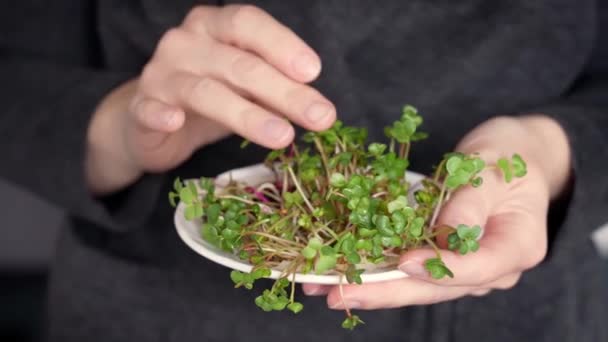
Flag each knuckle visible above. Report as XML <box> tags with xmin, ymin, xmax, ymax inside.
<box><xmin>231</xmin><ymin>53</ymin><xmax>264</xmax><ymax>80</ymax></box>
<box><xmin>181</xmin><ymin>76</ymin><xmax>217</xmax><ymax>104</ymax></box>
<box><xmin>495</xmin><ymin>274</ymin><xmax>521</xmax><ymax>290</ymax></box>
<box><xmin>158</xmin><ymin>28</ymin><xmax>188</xmax><ymax>51</ymax></box>
<box><xmin>524</xmin><ymin>245</ymin><xmax>547</xmax><ymax>269</ymax></box>
<box><xmin>522</xmin><ymin>235</ymin><xmax>547</xmax><ymax>270</ymax></box>
<box><xmin>225</xmin><ymin>4</ymin><xmax>262</xmax><ymax>36</ymax></box>
<box><xmin>140</xmin><ymin>62</ymin><xmax>160</xmax><ymax>86</ymax></box>
<box><xmin>183</xmin><ymin>5</ymin><xmax>206</xmax><ymax>25</ymax></box>
<box><xmin>284</xmin><ymin>86</ymin><xmax>321</xmax><ymax>112</ymax></box>
<box><xmin>231</xmin><ymin>4</ymin><xmax>263</xmax><ymax>24</ymax></box>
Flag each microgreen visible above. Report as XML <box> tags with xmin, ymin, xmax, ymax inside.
<box><xmin>170</xmin><ymin>105</ymin><xmax>527</xmax><ymax>330</ymax></box>
<box><xmin>447</xmin><ymin>224</ymin><xmax>482</xmax><ymax>255</ymax></box>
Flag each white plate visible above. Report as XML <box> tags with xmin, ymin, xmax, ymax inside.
<box><xmin>175</xmin><ymin>163</ymin><xmax>425</xmax><ymax>284</ymax></box>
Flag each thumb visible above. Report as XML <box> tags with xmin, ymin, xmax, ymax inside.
<box><xmin>432</xmin><ymin>146</ymin><xmax>510</xmax><ymax>248</ymax></box>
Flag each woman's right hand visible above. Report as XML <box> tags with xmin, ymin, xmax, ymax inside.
<box><xmin>86</xmin><ymin>5</ymin><xmax>336</xmax><ymax>195</ymax></box>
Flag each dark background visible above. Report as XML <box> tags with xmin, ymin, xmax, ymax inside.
<box><xmin>0</xmin><ymin>180</ymin><xmax>62</xmax><ymax>342</ymax></box>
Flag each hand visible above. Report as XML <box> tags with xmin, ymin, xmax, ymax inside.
<box><xmin>86</xmin><ymin>5</ymin><xmax>335</xmax><ymax>194</ymax></box>
<box><xmin>302</xmin><ymin>115</ymin><xmax>571</xmax><ymax>310</ymax></box>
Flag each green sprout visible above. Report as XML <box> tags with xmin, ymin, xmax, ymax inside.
<box><xmin>169</xmin><ymin>105</ymin><xmax>527</xmax><ymax>330</ymax></box>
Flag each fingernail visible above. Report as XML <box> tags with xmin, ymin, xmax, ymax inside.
<box><xmin>399</xmin><ymin>260</ymin><xmax>428</xmax><ymax>278</ymax></box>
<box><xmin>304</xmin><ymin>102</ymin><xmax>332</xmax><ymax>124</ymax></box>
<box><xmin>292</xmin><ymin>53</ymin><xmax>321</xmax><ymax>79</ymax></box>
<box><xmin>330</xmin><ymin>300</ymin><xmax>362</xmax><ymax>310</ymax></box>
<box><xmin>263</xmin><ymin>118</ymin><xmax>291</xmax><ymax>141</ymax></box>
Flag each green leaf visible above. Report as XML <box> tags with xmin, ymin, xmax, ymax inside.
<box><xmin>335</xmin><ymin>152</ymin><xmax>353</xmax><ymax>166</ymax></box>
<box><xmin>371</xmin><ymin>244</ymin><xmax>384</xmax><ymax>258</ymax></box>
<box><xmin>230</xmin><ymin>270</ymin><xmax>243</xmax><ymax>284</ymax></box>
<box><xmin>283</xmin><ymin>191</ymin><xmax>303</xmax><ymax>208</ymax></box>
<box><xmin>355</xmin><ymin>239</ymin><xmax>373</xmax><ymax>251</ymax></box>
<box><xmin>467</xmin><ymin>239</ymin><xmax>480</xmax><ymax>252</ymax></box>
<box><xmin>265</xmin><ymin>148</ymin><xmax>285</xmax><ymax>163</ymax></box>
<box><xmin>308</xmin><ymin>237</ymin><xmax>323</xmax><ymax>250</ymax></box>
<box><xmin>409</xmin><ymin>217</ymin><xmax>425</xmax><ymax>237</ymax></box>
<box><xmin>301</xmin><ymin>246</ymin><xmax>317</xmax><ymax>260</ymax></box>
<box><xmin>446</xmin><ymin>155</ymin><xmax>463</xmax><ymax>175</ymax></box>
<box><xmin>342</xmin><ymin>315</ymin><xmax>365</xmax><ymax>330</ymax></box>
<box><xmin>375</xmin><ymin>215</ymin><xmax>394</xmax><ymax>236</ymax></box>
<box><xmin>179</xmin><ymin>187</ymin><xmax>194</xmax><ymax>205</ymax></box>
<box><xmin>240</xmin><ymin>139</ymin><xmax>250</xmax><ymax>149</ymax></box>
<box><xmin>341</xmin><ymin>235</ymin><xmax>356</xmax><ymax>253</ymax></box>
<box><xmin>315</xmin><ymin>254</ymin><xmax>337</xmax><ymax>274</ymax></box>
<box><xmin>287</xmin><ymin>302</ymin><xmax>304</xmax><ymax>314</ymax></box>
<box><xmin>470</xmin><ymin>225</ymin><xmax>482</xmax><ymax>239</ymax></box>
<box><xmin>312</xmin><ymin>207</ymin><xmax>325</xmax><ymax>218</ymax></box>
<box><xmin>456</xmin><ymin>224</ymin><xmax>481</xmax><ymax>240</ymax></box>
<box><xmin>221</xmin><ymin>228</ymin><xmax>239</xmax><ymax>240</ymax></box>
<box><xmin>205</xmin><ymin>204</ymin><xmax>221</xmax><ymax>225</ymax></box>
<box><xmin>168</xmin><ymin>192</ymin><xmax>179</xmax><ymax>207</ymax></box>
<box><xmin>201</xmin><ymin>223</ymin><xmax>220</xmax><ymax>246</ymax></box>
<box><xmin>391</xmin><ymin>211</ymin><xmax>407</xmax><ymax>234</ymax></box>
<box><xmin>511</xmin><ymin>154</ymin><xmax>527</xmax><ymax>177</ymax></box>
<box><xmin>402</xmin><ymin>104</ymin><xmax>419</xmax><ymax>117</ymax></box>
<box><xmin>368</xmin><ymin>142</ymin><xmax>387</xmax><ymax>156</ymax></box>
<box><xmin>184</xmin><ymin>205</ymin><xmax>196</xmax><ymax>220</ymax></box>
<box><xmin>271</xmin><ymin>298</ymin><xmax>288</xmax><ymax>311</ymax></box>
<box><xmin>187</xmin><ymin>180</ymin><xmax>198</xmax><ymax>198</ymax></box>
<box><xmin>250</xmin><ymin>255</ymin><xmax>265</xmax><ymax>265</ymax></box>
<box><xmin>460</xmin><ymin>159</ymin><xmax>476</xmax><ymax>173</ymax></box>
<box><xmin>330</xmin><ymin>172</ymin><xmax>347</xmax><ymax>188</ymax></box>
<box><xmin>297</xmin><ymin>214</ymin><xmax>312</xmax><ymax>228</ymax></box>
<box><xmin>497</xmin><ymin>157</ymin><xmax>513</xmax><ymax>183</ymax></box>
<box><xmin>424</xmin><ymin>258</ymin><xmax>454</xmax><ymax>279</ymax></box>
<box><xmin>358</xmin><ymin>228</ymin><xmax>376</xmax><ymax>238</ymax></box>
<box><xmin>387</xmin><ymin>195</ymin><xmax>408</xmax><ymax>213</ymax></box>
<box><xmin>199</xmin><ymin>177</ymin><xmax>214</xmax><ymax>193</ymax></box>
<box><xmin>389</xmin><ymin>236</ymin><xmax>403</xmax><ymax>247</ymax></box>
<box><xmin>320</xmin><ymin>245</ymin><xmax>336</xmax><ymax>256</ymax></box>
<box><xmin>411</xmin><ymin>131</ymin><xmax>428</xmax><ymax>141</ymax></box>
<box><xmin>173</xmin><ymin>177</ymin><xmax>183</xmax><ymax>192</ymax></box>
<box><xmin>472</xmin><ymin>158</ymin><xmax>486</xmax><ymax>172</ymax></box>
<box><xmin>471</xmin><ymin>177</ymin><xmax>483</xmax><ymax>187</ymax></box>
<box><xmin>252</xmin><ymin>267</ymin><xmax>271</xmax><ymax>279</ymax></box>
<box><xmin>458</xmin><ymin>243</ymin><xmax>469</xmax><ymax>255</ymax></box>
<box><xmin>346</xmin><ymin>252</ymin><xmax>361</xmax><ymax>264</ymax></box>
<box><xmin>447</xmin><ymin>232</ymin><xmax>460</xmax><ymax>251</ymax></box>
<box><xmin>346</xmin><ymin>265</ymin><xmax>364</xmax><ymax>284</ymax></box>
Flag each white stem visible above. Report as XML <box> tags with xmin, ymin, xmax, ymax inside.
<box><xmin>287</xmin><ymin>166</ymin><xmax>315</xmax><ymax>213</ymax></box>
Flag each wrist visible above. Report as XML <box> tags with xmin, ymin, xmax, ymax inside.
<box><xmin>86</xmin><ymin>79</ymin><xmax>143</xmax><ymax>195</ymax></box>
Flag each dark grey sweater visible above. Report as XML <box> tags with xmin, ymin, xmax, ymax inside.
<box><xmin>1</xmin><ymin>1</ymin><xmax>607</xmax><ymax>341</ymax></box>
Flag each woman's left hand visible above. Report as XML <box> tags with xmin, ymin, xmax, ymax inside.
<box><xmin>302</xmin><ymin>115</ymin><xmax>572</xmax><ymax>310</ymax></box>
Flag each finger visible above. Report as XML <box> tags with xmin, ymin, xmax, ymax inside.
<box><xmin>184</xmin><ymin>5</ymin><xmax>321</xmax><ymax>82</ymax></box>
<box><xmin>326</xmin><ymin>277</ymin><xmax>474</xmax><ymax>310</ymax></box>
<box><xmin>204</xmin><ymin>43</ymin><xmax>335</xmax><ymax>131</ymax></box>
<box><xmin>302</xmin><ymin>284</ymin><xmax>331</xmax><ymax>296</ymax></box>
<box><xmin>167</xmin><ymin>72</ymin><xmax>295</xmax><ymax>149</ymax></box>
<box><xmin>399</xmin><ymin>209</ymin><xmax>546</xmax><ymax>286</ymax></box>
<box><xmin>130</xmin><ymin>96</ymin><xmax>185</xmax><ymax>133</ymax></box>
